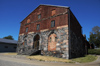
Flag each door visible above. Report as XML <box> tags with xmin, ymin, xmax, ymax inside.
<box><xmin>33</xmin><ymin>34</ymin><xmax>40</xmax><ymax>49</ymax></box>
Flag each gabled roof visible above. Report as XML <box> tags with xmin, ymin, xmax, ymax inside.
<box><xmin>0</xmin><ymin>38</ymin><xmax>18</xmax><ymax>44</ymax></box>
<box><xmin>20</xmin><ymin>4</ymin><xmax>70</xmax><ymax>23</ymax></box>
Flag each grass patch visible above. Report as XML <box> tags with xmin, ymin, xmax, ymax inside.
<box><xmin>88</xmin><ymin>49</ymin><xmax>100</xmax><ymax>55</ymax></box>
<box><xmin>27</xmin><ymin>55</ymin><xmax>72</xmax><ymax>63</ymax></box>
<box><xmin>3</xmin><ymin>53</ymin><xmax>17</xmax><ymax>55</ymax></box>
<box><xmin>71</xmin><ymin>55</ymin><xmax>98</xmax><ymax>63</ymax></box>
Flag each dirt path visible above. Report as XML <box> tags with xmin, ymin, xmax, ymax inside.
<box><xmin>0</xmin><ymin>53</ymin><xmax>100</xmax><ymax>66</ymax></box>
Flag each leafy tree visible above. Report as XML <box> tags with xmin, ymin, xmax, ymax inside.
<box><xmin>3</xmin><ymin>35</ymin><xmax>14</xmax><ymax>40</ymax></box>
<box><xmin>88</xmin><ymin>26</ymin><xmax>100</xmax><ymax>48</ymax></box>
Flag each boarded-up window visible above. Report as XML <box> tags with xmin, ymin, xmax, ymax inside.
<box><xmin>48</xmin><ymin>33</ymin><xmax>57</xmax><ymax>51</ymax></box>
<box><xmin>27</xmin><ymin>19</ymin><xmax>30</xmax><ymax>23</ymax></box>
<box><xmin>23</xmin><ymin>42</ymin><xmax>24</xmax><ymax>45</ymax></box>
<box><xmin>52</xmin><ymin>9</ymin><xmax>56</xmax><ymax>16</ymax></box>
<box><xmin>36</xmin><ymin>24</ymin><xmax>40</xmax><ymax>30</ymax></box>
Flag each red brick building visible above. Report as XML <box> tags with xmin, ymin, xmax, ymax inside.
<box><xmin>17</xmin><ymin>4</ymin><xmax>86</xmax><ymax>59</ymax></box>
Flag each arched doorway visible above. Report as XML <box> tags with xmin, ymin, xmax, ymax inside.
<box><xmin>48</xmin><ymin>33</ymin><xmax>57</xmax><ymax>51</ymax></box>
<box><xmin>33</xmin><ymin>34</ymin><xmax>40</xmax><ymax>49</ymax></box>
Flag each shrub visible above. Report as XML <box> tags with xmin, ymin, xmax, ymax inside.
<box><xmin>88</xmin><ymin>49</ymin><xmax>100</xmax><ymax>55</ymax></box>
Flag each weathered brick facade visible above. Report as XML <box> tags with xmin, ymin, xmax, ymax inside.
<box><xmin>17</xmin><ymin>5</ymin><xmax>86</xmax><ymax>59</ymax></box>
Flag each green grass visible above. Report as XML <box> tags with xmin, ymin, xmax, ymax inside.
<box><xmin>88</xmin><ymin>49</ymin><xmax>100</xmax><ymax>55</ymax></box>
<box><xmin>71</xmin><ymin>55</ymin><xmax>98</xmax><ymax>63</ymax></box>
<box><xmin>27</xmin><ymin>55</ymin><xmax>97</xmax><ymax>63</ymax></box>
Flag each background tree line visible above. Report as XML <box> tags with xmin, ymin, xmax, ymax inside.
<box><xmin>88</xmin><ymin>26</ymin><xmax>100</xmax><ymax>48</ymax></box>
<box><xmin>3</xmin><ymin>35</ymin><xmax>14</xmax><ymax>40</ymax></box>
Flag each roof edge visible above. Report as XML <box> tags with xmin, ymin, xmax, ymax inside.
<box><xmin>20</xmin><ymin>4</ymin><xmax>70</xmax><ymax>23</ymax></box>
<box><xmin>40</xmin><ymin>4</ymin><xmax>70</xmax><ymax>8</ymax></box>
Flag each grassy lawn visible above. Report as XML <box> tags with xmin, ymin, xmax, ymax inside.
<box><xmin>27</xmin><ymin>55</ymin><xmax>72</xmax><ymax>63</ymax></box>
<box><xmin>27</xmin><ymin>55</ymin><xmax>97</xmax><ymax>63</ymax></box>
<box><xmin>71</xmin><ymin>55</ymin><xmax>98</xmax><ymax>63</ymax></box>
<box><xmin>88</xmin><ymin>49</ymin><xmax>100</xmax><ymax>55</ymax></box>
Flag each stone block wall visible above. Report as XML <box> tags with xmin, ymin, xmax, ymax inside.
<box><xmin>17</xmin><ymin>26</ymin><xmax>69</xmax><ymax>59</ymax></box>
<box><xmin>41</xmin><ymin>26</ymin><xmax>69</xmax><ymax>59</ymax></box>
<box><xmin>69</xmin><ymin>30</ymin><xmax>85</xmax><ymax>58</ymax></box>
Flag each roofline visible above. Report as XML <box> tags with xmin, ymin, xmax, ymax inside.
<box><xmin>69</xmin><ymin>9</ymin><xmax>82</xmax><ymax>28</ymax></box>
<box><xmin>20</xmin><ymin>5</ymin><xmax>41</xmax><ymax>23</ymax></box>
<box><xmin>40</xmin><ymin>4</ymin><xmax>70</xmax><ymax>8</ymax></box>
<box><xmin>20</xmin><ymin>4</ymin><xmax>70</xmax><ymax>23</ymax></box>
<box><xmin>0</xmin><ymin>38</ymin><xmax>18</xmax><ymax>44</ymax></box>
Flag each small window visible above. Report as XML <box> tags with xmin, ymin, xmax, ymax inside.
<box><xmin>50</xmin><ymin>37</ymin><xmax>51</xmax><ymax>42</ymax></box>
<box><xmin>52</xmin><ymin>9</ymin><xmax>56</xmax><ymax>16</ymax></box>
<box><xmin>14</xmin><ymin>47</ymin><xmax>16</xmax><ymax>49</ymax></box>
<box><xmin>5</xmin><ymin>46</ymin><xmax>8</xmax><ymax>48</ymax></box>
<box><xmin>36</xmin><ymin>24</ymin><xmax>40</xmax><ymax>30</ymax></box>
<box><xmin>24</xmin><ymin>40</ymin><xmax>27</xmax><ymax>46</ymax></box>
<box><xmin>55</xmin><ymin>37</ymin><xmax>57</xmax><ymax>42</ymax></box>
<box><xmin>25</xmin><ymin>27</ymin><xmax>28</xmax><ymax>32</ymax></box>
<box><xmin>51</xmin><ymin>20</ymin><xmax>55</xmax><ymax>27</ymax></box>
<box><xmin>38</xmin><ymin>14</ymin><xmax>41</xmax><ymax>19</ymax></box>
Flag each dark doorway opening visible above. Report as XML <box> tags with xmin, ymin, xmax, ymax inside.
<box><xmin>33</xmin><ymin>34</ymin><xmax>40</xmax><ymax>50</ymax></box>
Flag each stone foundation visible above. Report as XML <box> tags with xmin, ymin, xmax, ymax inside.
<box><xmin>17</xmin><ymin>26</ymin><xmax>69</xmax><ymax>59</ymax></box>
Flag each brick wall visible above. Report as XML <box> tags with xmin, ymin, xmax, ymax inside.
<box><xmin>19</xmin><ymin>5</ymin><xmax>68</xmax><ymax>34</ymax></box>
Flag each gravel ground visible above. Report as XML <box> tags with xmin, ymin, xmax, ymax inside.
<box><xmin>0</xmin><ymin>53</ymin><xmax>100</xmax><ymax>66</ymax></box>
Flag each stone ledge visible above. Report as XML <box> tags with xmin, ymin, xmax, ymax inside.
<box><xmin>57</xmin><ymin>25</ymin><xmax>68</xmax><ymax>29</ymax></box>
<box><xmin>28</xmin><ymin>32</ymin><xmax>34</xmax><ymax>34</ymax></box>
<box><xmin>19</xmin><ymin>33</ymin><xmax>24</xmax><ymax>36</ymax></box>
<box><xmin>40</xmin><ymin>29</ymin><xmax>49</xmax><ymax>32</ymax></box>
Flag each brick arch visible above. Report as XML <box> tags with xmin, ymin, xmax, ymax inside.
<box><xmin>47</xmin><ymin>30</ymin><xmax>59</xmax><ymax>38</ymax></box>
<box><xmin>46</xmin><ymin>30</ymin><xmax>59</xmax><ymax>51</ymax></box>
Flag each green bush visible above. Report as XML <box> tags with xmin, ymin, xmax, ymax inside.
<box><xmin>88</xmin><ymin>49</ymin><xmax>100</xmax><ymax>55</ymax></box>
